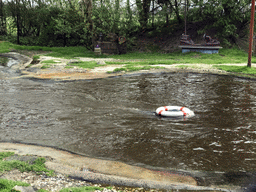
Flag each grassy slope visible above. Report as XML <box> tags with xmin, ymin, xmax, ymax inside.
<box><xmin>0</xmin><ymin>152</ymin><xmax>114</xmax><ymax>192</ymax></box>
<box><xmin>1</xmin><ymin>41</ymin><xmax>256</xmax><ymax>75</ymax></box>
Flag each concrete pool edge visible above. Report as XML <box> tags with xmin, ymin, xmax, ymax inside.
<box><xmin>0</xmin><ymin>142</ymin><xmax>234</xmax><ymax>191</ymax></box>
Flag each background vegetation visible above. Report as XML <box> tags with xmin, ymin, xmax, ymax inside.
<box><xmin>0</xmin><ymin>0</ymin><xmax>253</xmax><ymax>50</ymax></box>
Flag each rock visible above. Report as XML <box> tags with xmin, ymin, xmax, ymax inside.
<box><xmin>0</xmin><ymin>52</ymin><xmax>33</xmax><ymax>69</ymax></box>
<box><xmin>26</xmin><ymin>68</ymin><xmax>41</xmax><ymax>73</ymax></box>
<box><xmin>96</xmin><ymin>60</ymin><xmax>106</xmax><ymax>65</ymax></box>
<box><xmin>68</xmin><ymin>59</ymin><xmax>80</xmax><ymax>64</ymax></box>
<box><xmin>12</xmin><ymin>185</ymin><xmax>36</xmax><ymax>192</ymax></box>
<box><xmin>3</xmin><ymin>154</ymin><xmax>38</xmax><ymax>165</ymax></box>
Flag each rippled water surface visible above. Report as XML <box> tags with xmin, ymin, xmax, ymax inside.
<box><xmin>1</xmin><ymin>68</ymin><xmax>256</xmax><ymax>173</ymax></box>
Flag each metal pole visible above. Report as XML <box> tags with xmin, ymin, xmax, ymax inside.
<box><xmin>248</xmin><ymin>0</ymin><xmax>255</xmax><ymax>67</ymax></box>
<box><xmin>184</xmin><ymin>0</ymin><xmax>186</xmax><ymax>35</ymax></box>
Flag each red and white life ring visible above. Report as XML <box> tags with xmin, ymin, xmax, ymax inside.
<box><xmin>118</xmin><ymin>36</ymin><xmax>126</xmax><ymax>44</ymax></box>
<box><xmin>156</xmin><ymin>106</ymin><xmax>194</xmax><ymax>117</ymax></box>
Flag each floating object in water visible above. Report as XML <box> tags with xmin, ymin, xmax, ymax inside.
<box><xmin>156</xmin><ymin>106</ymin><xmax>194</xmax><ymax>118</ymax></box>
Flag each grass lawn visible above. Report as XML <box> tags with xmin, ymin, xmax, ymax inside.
<box><xmin>0</xmin><ymin>152</ymin><xmax>54</xmax><ymax>176</ymax></box>
<box><xmin>213</xmin><ymin>65</ymin><xmax>256</xmax><ymax>75</ymax></box>
<box><xmin>1</xmin><ymin>41</ymin><xmax>256</xmax><ymax>75</ymax></box>
<box><xmin>0</xmin><ymin>152</ymin><xmax>115</xmax><ymax>192</ymax></box>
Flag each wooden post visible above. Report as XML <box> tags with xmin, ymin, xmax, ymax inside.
<box><xmin>152</xmin><ymin>0</ymin><xmax>154</xmax><ymax>28</ymax></box>
<box><xmin>248</xmin><ymin>0</ymin><xmax>255</xmax><ymax>67</ymax></box>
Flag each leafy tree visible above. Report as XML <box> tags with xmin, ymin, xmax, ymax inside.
<box><xmin>190</xmin><ymin>0</ymin><xmax>251</xmax><ymax>44</ymax></box>
<box><xmin>0</xmin><ymin>0</ymin><xmax>7</xmax><ymax>35</ymax></box>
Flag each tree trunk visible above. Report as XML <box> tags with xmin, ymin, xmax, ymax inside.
<box><xmin>152</xmin><ymin>0</ymin><xmax>154</xmax><ymax>27</ymax></box>
<box><xmin>136</xmin><ymin>0</ymin><xmax>150</xmax><ymax>28</ymax></box>
<box><xmin>0</xmin><ymin>0</ymin><xmax>7</xmax><ymax>35</ymax></box>
<box><xmin>114</xmin><ymin>0</ymin><xmax>120</xmax><ymax>33</ymax></box>
<box><xmin>174</xmin><ymin>0</ymin><xmax>182</xmax><ymax>24</ymax></box>
<box><xmin>15</xmin><ymin>0</ymin><xmax>20</xmax><ymax>44</ymax></box>
<box><xmin>165</xmin><ymin>2</ymin><xmax>169</xmax><ymax>25</ymax></box>
<box><xmin>127</xmin><ymin>0</ymin><xmax>132</xmax><ymax>25</ymax></box>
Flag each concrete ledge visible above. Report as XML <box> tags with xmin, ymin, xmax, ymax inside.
<box><xmin>0</xmin><ymin>142</ymin><xmax>234</xmax><ymax>191</ymax></box>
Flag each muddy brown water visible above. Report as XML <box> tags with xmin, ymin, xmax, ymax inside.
<box><xmin>1</xmin><ymin>66</ymin><xmax>256</xmax><ymax>181</ymax></box>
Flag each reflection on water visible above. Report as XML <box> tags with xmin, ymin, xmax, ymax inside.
<box><xmin>0</xmin><ymin>70</ymin><xmax>256</xmax><ymax>173</ymax></box>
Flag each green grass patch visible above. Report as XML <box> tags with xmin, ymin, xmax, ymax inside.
<box><xmin>2</xmin><ymin>41</ymin><xmax>255</xmax><ymax>65</ymax></box>
<box><xmin>0</xmin><ymin>151</ymin><xmax>54</xmax><ymax>176</ymax></box>
<box><xmin>40</xmin><ymin>60</ymin><xmax>60</xmax><ymax>69</ymax></box>
<box><xmin>33</xmin><ymin>55</ymin><xmax>40</xmax><ymax>60</ymax></box>
<box><xmin>41</xmin><ymin>64</ymin><xmax>51</xmax><ymax>69</ymax></box>
<box><xmin>0</xmin><ymin>41</ymin><xmax>52</xmax><ymax>53</ymax></box>
<box><xmin>213</xmin><ymin>65</ymin><xmax>256</xmax><ymax>74</ymax></box>
<box><xmin>0</xmin><ymin>156</ymin><xmax>54</xmax><ymax>176</ymax></box>
<box><xmin>59</xmin><ymin>186</ymin><xmax>113</xmax><ymax>192</ymax></box>
<box><xmin>109</xmin><ymin>48</ymin><xmax>256</xmax><ymax>65</ymax></box>
<box><xmin>0</xmin><ymin>41</ymin><xmax>106</xmax><ymax>59</ymax></box>
<box><xmin>0</xmin><ymin>152</ymin><xmax>55</xmax><ymax>192</ymax></box>
<box><xmin>0</xmin><ymin>152</ymin><xmax>15</xmax><ymax>160</ymax></box>
<box><xmin>0</xmin><ymin>179</ymin><xmax>30</xmax><ymax>192</ymax></box>
<box><xmin>67</xmin><ymin>61</ymin><xmax>100</xmax><ymax>69</ymax></box>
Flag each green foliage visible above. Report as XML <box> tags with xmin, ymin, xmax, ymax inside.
<box><xmin>0</xmin><ymin>179</ymin><xmax>29</xmax><ymax>192</ymax></box>
<box><xmin>52</xmin><ymin>7</ymin><xmax>87</xmax><ymax>47</ymax></box>
<box><xmin>0</xmin><ymin>152</ymin><xmax>14</xmax><ymax>161</ymax></box>
<box><xmin>33</xmin><ymin>55</ymin><xmax>40</xmax><ymax>60</ymax></box>
<box><xmin>0</xmin><ymin>0</ymin><xmax>253</xmax><ymax>49</ymax></box>
<box><xmin>190</xmin><ymin>0</ymin><xmax>250</xmax><ymax>44</ymax></box>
